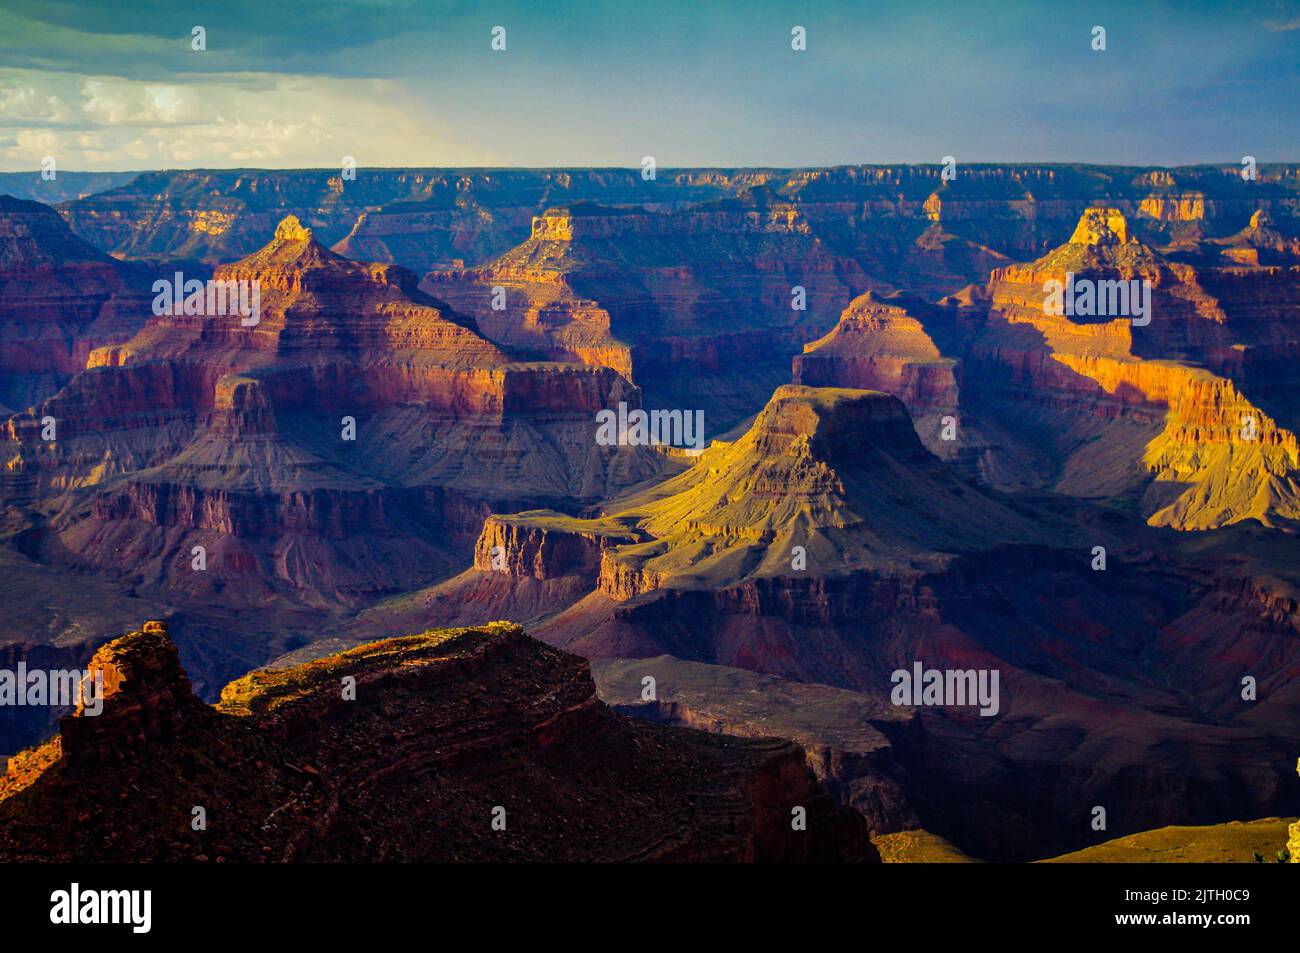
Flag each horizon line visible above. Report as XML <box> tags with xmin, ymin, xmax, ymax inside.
<box><xmin>3</xmin><ymin>161</ymin><xmax>1299</xmax><ymax>176</ymax></box>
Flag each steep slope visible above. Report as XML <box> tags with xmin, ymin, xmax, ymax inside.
<box><xmin>964</xmin><ymin>208</ymin><xmax>1300</xmax><ymax>528</ymax></box>
<box><xmin>362</xmin><ymin>384</ymin><xmax>1049</xmax><ymax>674</ymax></box>
<box><xmin>0</xmin><ymin>196</ymin><xmax>149</xmax><ymax>413</ymax></box>
<box><xmin>365</xmin><ymin>383</ymin><xmax>1300</xmax><ymax>861</ymax></box>
<box><xmin>1</xmin><ymin>216</ymin><xmax>665</xmax><ymax>609</ymax></box>
<box><xmin>591</xmin><ymin>654</ymin><xmax>918</xmax><ymax>835</ymax></box>
<box><xmin>0</xmin><ymin>621</ymin><xmax>873</xmax><ymax>863</ymax></box>
<box><xmin>423</xmin><ymin>195</ymin><xmax>878</xmax><ymax>430</ymax></box>
<box><xmin>791</xmin><ymin>289</ymin><xmax>1038</xmax><ymax>484</ymax></box>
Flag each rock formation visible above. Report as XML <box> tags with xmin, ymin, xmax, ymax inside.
<box><xmin>376</xmin><ymin>381</ymin><xmax>1300</xmax><ymax>860</ymax></box>
<box><xmin>0</xmin><ymin>216</ymin><xmax>665</xmax><ymax>616</ymax></box>
<box><xmin>0</xmin><ymin>620</ymin><xmax>873</xmax><ymax>863</ymax></box>
<box><xmin>963</xmin><ymin>207</ymin><xmax>1300</xmax><ymax>528</ymax></box>
<box><xmin>0</xmin><ymin>196</ymin><xmax>149</xmax><ymax>413</ymax></box>
<box><xmin>792</xmin><ymin>291</ymin><xmax>982</xmax><ymax>462</ymax></box>
<box><xmin>381</xmin><ymin>383</ymin><xmax>1047</xmax><ymax>658</ymax></box>
<box><xmin>423</xmin><ymin>195</ymin><xmax>878</xmax><ymax>430</ymax></box>
<box><xmin>5</xmin><ymin>164</ymin><xmax>1300</xmax><ymax>864</ymax></box>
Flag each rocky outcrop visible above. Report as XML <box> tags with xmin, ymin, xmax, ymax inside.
<box><xmin>795</xmin><ymin>293</ymin><xmax>960</xmax><ymax>408</ymax></box>
<box><xmin>1</xmin><ymin>216</ymin><xmax>667</xmax><ymax>611</ymax></box>
<box><xmin>423</xmin><ymin>196</ymin><xmax>877</xmax><ymax>431</ymax></box>
<box><xmin>472</xmin><ymin>513</ymin><xmax>640</xmax><ymax>579</ymax></box>
<box><xmin>1138</xmin><ymin>192</ymin><xmax>1206</xmax><ymax>224</ymax></box>
<box><xmin>1070</xmin><ymin>207</ymin><xmax>1136</xmax><ymax>245</ymax></box>
<box><xmin>0</xmin><ymin>196</ymin><xmax>149</xmax><ymax>412</ymax></box>
<box><xmin>963</xmin><ymin>208</ymin><xmax>1300</xmax><ymax>528</ymax></box>
<box><xmin>57</xmin><ymin>620</ymin><xmax>200</xmax><ymax>767</ymax></box>
<box><xmin>793</xmin><ymin>291</ymin><xmax>965</xmax><ymax>455</ymax></box>
<box><xmin>0</xmin><ymin>621</ymin><xmax>873</xmax><ymax>862</ymax></box>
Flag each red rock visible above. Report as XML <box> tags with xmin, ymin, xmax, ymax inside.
<box><xmin>1</xmin><ymin>216</ymin><xmax>667</xmax><ymax>612</ymax></box>
<box><xmin>0</xmin><ymin>621</ymin><xmax>873</xmax><ymax>863</ymax></box>
<box><xmin>0</xmin><ymin>196</ymin><xmax>148</xmax><ymax>414</ymax></box>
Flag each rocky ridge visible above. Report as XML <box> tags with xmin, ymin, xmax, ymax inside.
<box><xmin>0</xmin><ymin>620</ymin><xmax>873</xmax><ymax>862</ymax></box>
<box><xmin>0</xmin><ymin>196</ymin><xmax>149</xmax><ymax>413</ymax></box>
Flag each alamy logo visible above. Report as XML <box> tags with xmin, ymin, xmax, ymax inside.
<box><xmin>891</xmin><ymin>662</ymin><xmax>1000</xmax><ymax>716</ymax></box>
<box><xmin>595</xmin><ymin>402</ymin><xmax>705</xmax><ymax>455</ymax></box>
<box><xmin>1043</xmin><ymin>272</ymin><xmax>1150</xmax><ymax>326</ymax></box>
<box><xmin>152</xmin><ymin>272</ymin><xmax>262</xmax><ymax>326</ymax></box>
<box><xmin>0</xmin><ymin>666</ymin><xmax>103</xmax><ymax>716</ymax></box>
<box><xmin>50</xmin><ymin>883</ymin><xmax>151</xmax><ymax>933</ymax></box>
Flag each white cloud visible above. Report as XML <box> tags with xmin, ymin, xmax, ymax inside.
<box><xmin>0</xmin><ymin>68</ymin><xmax>492</xmax><ymax>170</ymax></box>
<box><xmin>0</xmin><ymin>82</ymin><xmax>76</xmax><ymax>123</ymax></box>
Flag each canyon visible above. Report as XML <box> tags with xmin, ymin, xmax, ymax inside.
<box><xmin>2</xmin><ymin>163</ymin><xmax>1300</xmax><ymax>862</ymax></box>
<box><xmin>377</xmin><ymin>382</ymin><xmax>1300</xmax><ymax>859</ymax></box>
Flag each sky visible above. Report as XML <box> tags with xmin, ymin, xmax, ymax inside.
<box><xmin>0</xmin><ymin>0</ymin><xmax>1297</xmax><ymax>171</ymax></box>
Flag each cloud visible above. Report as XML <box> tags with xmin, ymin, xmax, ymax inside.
<box><xmin>0</xmin><ymin>83</ymin><xmax>77</xmax><ymax>123</ymax></box>
<box><xmin>0</xmin><ymin>1</ymin><xmax>438</xmax><ymax>82</ymax></box>
<box><xmin>80</xmin><ymin>79</ymin><xmax>207</xmax><ymax>126</ymax></box>
<box><xmin>0</xmin><ymin>68</ymin><xmax>490</xmax><ymax>170</ymax></box>
<box><xmin>0</xmin><ymin>1</ymin><xmax>1295</xmax><ymax>168</ymax></box>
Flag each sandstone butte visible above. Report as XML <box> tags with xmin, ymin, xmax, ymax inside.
<box><xmin>0</xmin><ymin>620</ymin><xmax>873</xmax><ymax>863</ymax></box>
<box><xmin>421</xmin><ymin>193</ymin><xmax>879</xmax><ymax>429</ymax></box>
<box><xmin>0</xmin><ymin>214</ymin><xmax>668</xmax><ymax>617</ymax></box>
<box><xmin>790</xmin><ymin>207</ymin><xmax>1300</xmax><ymax>530</ymax></box>
<box><xmin>356</xmin><ymin>381</ymin><xmax>1051</xmax><ymax>660</ymax></box>
<box><xmin>793</xmin><ymin>290</ymin><xmax>971</xmax><ymax>464</ymax></box>
<box><xmin>3</xmin><ymin>169</ymin><xmax>1300</xmax><ymax>863</ymax></box>
<box><xmin>363</xmin><ymin>380</ymin><xmax>1300</xmax><ymax>862</ymax></box>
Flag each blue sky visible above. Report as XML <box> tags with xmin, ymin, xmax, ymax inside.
<box><xmin>0</xmin><ymin>0</ymin><xmax>1297</xmax><ymax>170</ymax></box>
